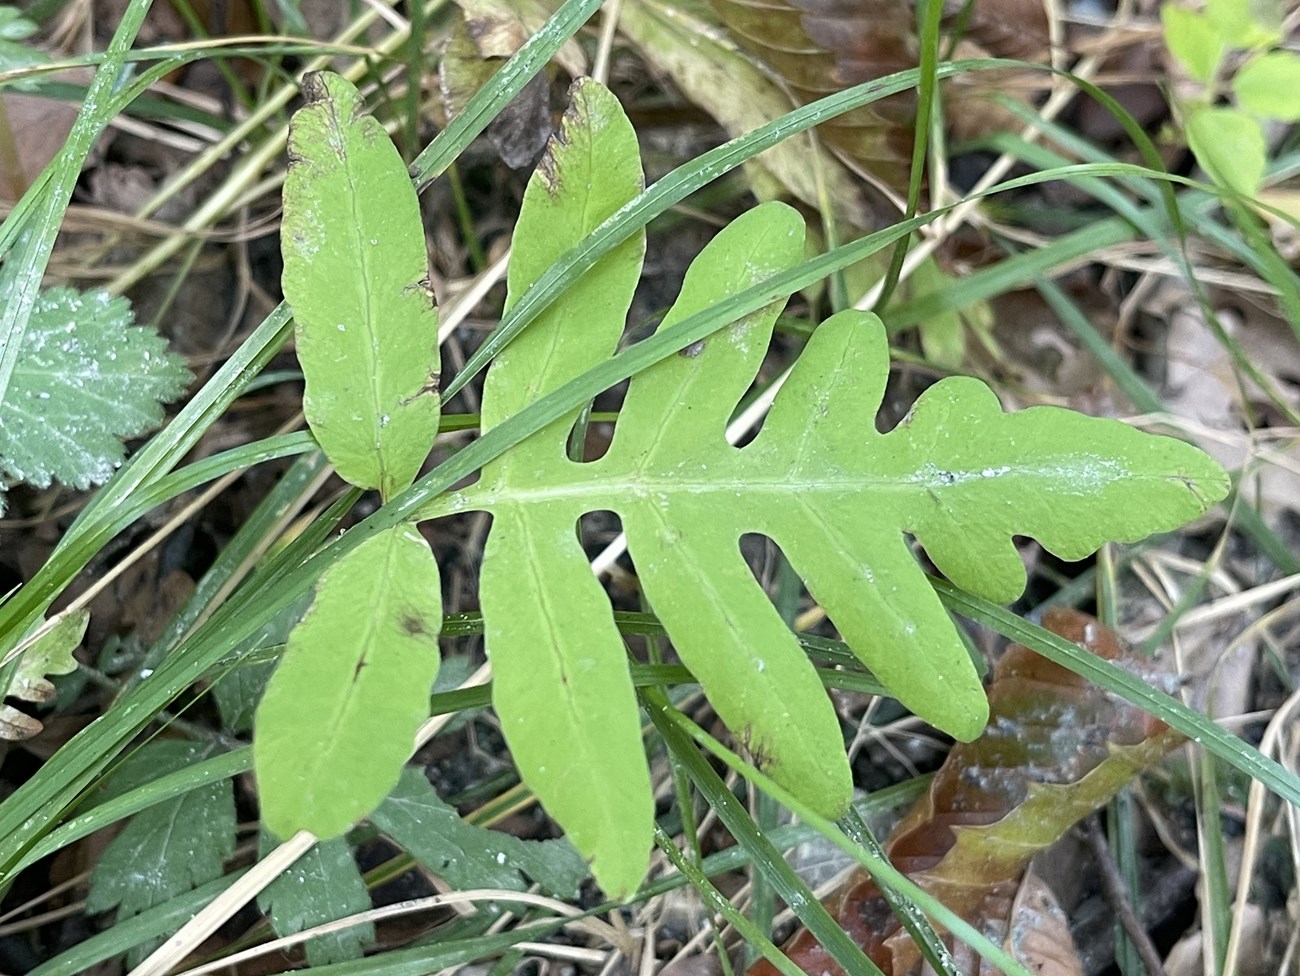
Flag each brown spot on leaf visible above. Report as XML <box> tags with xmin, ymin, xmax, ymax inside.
<box><xmin>402</xmin><ymin>277</ymin><xmax>437</xmax><ymax>307</ymax></box>
<box><xmin>535</xmin><ymin>142</ymin><xmax>561</xmax><ymax>196</ymax></box>
<box><xmin>300</xmin><ymin>71</ymin><xmax>328</xmax><ymax>105</ymax></box>
<box><xmin>401</xmin><ymin>615</ymin><xmax>427</xmax><ymax>637</ymax></box>
<box><xmin>679</xmin><ymin>340</ymin><xmax>706</xmax><ymax>359</ymax></box>
<box><xmin>401</xmin><ymin>372</ymin><xmax>441</xmax><ymax>405</ymax></box>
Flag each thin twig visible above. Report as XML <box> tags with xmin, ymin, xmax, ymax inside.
<box><xmin>1083</xmin><ymin>818</ymin><xmax>1167</xmax><ymax>976</ymax></box>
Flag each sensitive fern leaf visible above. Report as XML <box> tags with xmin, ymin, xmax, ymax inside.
<box><xmin>434</xmin><ymin>80</ymin><xmax>1228</xmax><ymax>897</ymax></box>
<box><xmin>256</xmin><ymin>70</ymin><xmax>445</xmax><ymax>845</ymax></box>
<box><xmin>0</xmin><ymin>287</ymin><xmax>190</xmax><ymax>498</ymax></box>
<box><xmin>282</xmin><ymin>71</ymin><xmax>440</xmax><ymax>500</ymax></box>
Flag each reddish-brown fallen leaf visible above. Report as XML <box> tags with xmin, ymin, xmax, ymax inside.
<box><xmin>751</xmin><ymin>609</ymin><xmax>1184</xmax><ymax>976</ymax></box>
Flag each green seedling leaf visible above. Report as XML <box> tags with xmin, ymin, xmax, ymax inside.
<box><xmin>258</xmin><ymin>834</ymin><xmax>374</xmax><ymax>966</ymax></box>
<box><xmin>372</xmin><ymin>768</ymin><xmax>589</xmax><ymax>898</ymax></box>
<box><xmin>255</xmin><ymin>522</ymin><xmax>442</xmax><ymax>840</ymax></box>
<box><xmin>1187</xmin><ymin>105</ymin><xmax>1266</xmax><ymax>198</ymax></box>
<box><xmin>11</xmin><ymin>609</ymin><xmax>86</xmax><ymax>702</ymax></box>
<box><xmin>1234</xmin><ymin>50</ymin><xmax>1300</xmax><ymax>121</ymax></box>
<box><xmin>1161</xmin><ymin>4</ymin><xmax>1224</xmax><ymax>84</ymax></box>
<box><xmin>477</xmin><ymin>77</ymin><xmax>652</xmax><ymax>900</ymax></box>
<box><xmin>0</xmin><ymin>7</ymin><xmax>50</xmax><ymax>90</ymax></box>
<box><xmin>450</xmin><ymin>81</ymin><xmax>1228</xmax><ymax>898</ymax></box>
<box><xmin>282</xmin><ymin>71</ymin><xmax>440</xmax><ymax>499</ymax></box>
<box><xmin>86</xmin><ymin>741</ymin><xmax>235</xmax><ymax>968</ymax></box>
<box><xmin>0</xmin><ymin>608</ymin><xmax>87</xmax><ymax>740</ymax></box>
<box><xmin>1205</xmin><ymin>0</ymin><xmax>1283</xmax><ymax>47</ymax></box>
<box><xmin>0</xmin><ymin>287</ymin><xmax>190</xmax><ymax>505</ymax></box>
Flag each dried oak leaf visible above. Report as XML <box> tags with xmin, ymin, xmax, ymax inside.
<box><xmin>752</xmin><ymin>609</ymin><xmax>1185</xmax><ymax>976</ymax></box>
<box><xmin>710</xmin><ymin>0</ymin><xmax>1050</xmax><ymax>196</ymax></box>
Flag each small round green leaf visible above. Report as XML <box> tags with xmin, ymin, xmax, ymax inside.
<box><xmin>1161</xmin><ymin>4</ymin><xmax>1224</xmax><ymax>83</ymax></box>
<box><xmin>1234</xmin><ymin>50</ymin><xmax>1300</xmax><ymax>120</ymax></box>
<box><xmin>1205</xmin><ymin>0</ymin><xmax>1283</xmax><ymax>47</ymax></box>
<box><xmin>1186</xmin><ymin>106</ymin><xmax>1266</xmax><ymax>198</ymax></box>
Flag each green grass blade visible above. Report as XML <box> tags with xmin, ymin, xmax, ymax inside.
<box><xmin>0</xmin><ymin>0</ymin><xmax>151</xmax><ymax>406</ymax></box>
<box><xmin>932</xmin><ymin>580</ymin><xmax>1300</xmax><ymax>808</ymax></box>
<box><xmin>409</xmin><ymin>0</ymin><xmax>603</xmax><ymax>186</ymax></box>
<box><xmin>644</xmin><ymin>688</ymin><xmax>887</xmax><ymax>976</ymax></box>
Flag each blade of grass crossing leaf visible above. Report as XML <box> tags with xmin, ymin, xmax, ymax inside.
<box><xmin>748</xmin><ymin>557</ymin><xmax>805</xmax><ymax>965</ymax></box>
<box><xmin>86</xmin><ymin>742</ymin><xmax>236</xmax><ymax>967</ymax></box>
<box><xmin>440</xmin><ymin>58</ymin><xmax>1015</xmax><ymax>401</ymax></box>
<box><xmin>0</xmin><ymin>0</ymin><xmax>151</xmax><ymax>407</ymax></box>
<box><xmin>258</xmin><ymin>834</ymin><xmax>375</xmax><ymax>966</ymax></box>
<box><xmin>410</xmin><ymin>0</ymin><xmax>603</xmax><ymax>186</ymax></box>
<box><xmin>282</xmin><ymin>72</ymin><xmax>440</xmax><ymax>498</ymax></box>
<box><xmin>255</xmin><ymin>523</ymin><xmax>442</xmax><ymax>839</ymax></box>
<box><xmin>872</xmin><ymin>0</ymin><xmax>941</xmax><ymax>311</ymax></box>
<box><xmin>932</xmin><ymin>581</ymin><xmax>1300</xmax><ymax>809</ymax></box>
<box><xmin>440</xmin><ymin>60</ymin><xmax>1177</xmax><ymax>402</ymax></box>
<box><xmin>28</xmin><ymin>872</ymin><xmax>247</xmax><ymax>976</ymax></box>
<box><xmin>837</xmin><ymin>806</ymin><xmax>960</xmax><ymax>976</ymax></box>
<box><xmin>11</xmin><ymin>748</ymin><xmax>251</xmax><ymax>878</ymax></box>
<box><xmin>480</xmin><ymin>78</ymin><xmax>646</xmax><ymax>449</ymax></box>
<box><xmin>419</xmin><ymin>168</ymin><xmax>1186</xmax><ymax>519</ymax></box>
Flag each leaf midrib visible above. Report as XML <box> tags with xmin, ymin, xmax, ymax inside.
<box><xmin>447</xmin><ymin>464</ymin><xmax>1180</xmax><ymax>511</ymax></box>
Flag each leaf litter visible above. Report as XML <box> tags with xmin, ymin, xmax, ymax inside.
<box><xmin>2</xmin><ymin>1</ymin><xmax>1297</xmax><ymax>974</ymax></box>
